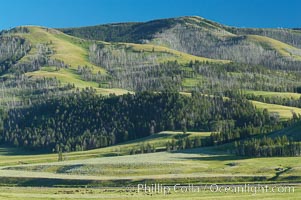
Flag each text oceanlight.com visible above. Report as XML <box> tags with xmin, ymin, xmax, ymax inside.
<box><xmin>136</xmin><ymin>184</ymin><xmax>295</xmax><ymax>195</ymax></box>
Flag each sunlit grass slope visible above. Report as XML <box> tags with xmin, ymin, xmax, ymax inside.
<box><xmin>248</xmin><ymin>35</ymin><xmax>301</xmax><ymax>60</ymax></box>
<box><xmin>252</xmin><ymin>100</ymin><xmax>301</xmax><ymax>120</ymax></box>
<box><xmin>245</xmin><ymin>90</ymin><xmax>301</xmax><ymax>99</ymax></box>
<box><xmin>12</xmin><ymin>26</ymin><xmax>227</xmax><ymax>95</ymax></box>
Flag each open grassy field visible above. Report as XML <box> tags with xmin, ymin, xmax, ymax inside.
<box><xmin>0</xmin><ymin>131</ymin><xmax>210</xmax><ymax>167</ymax></box>
<box><xmin>2</xmin><ymin>149</ymin><xmax>301</xmax><ymax>185</ymax></box>
<box><xmin>0</xmin><ymin>185</ymin><xmax>300</xmax><ymax>200</ymax></box>
<box><xmin>251</xmin><ymin>100</ymin><xmax>301</xmax><ymax>120</ymax></box>
<box><xmin>245</xmin><ymin>90</ymin><xmax>301</xmax><ymax>99</ymax></box>
<box><xmin>17</xmin><ymin>26</ymin><xmax>106</xmax><ymax>74</ymax></box>
<box><xmin>0</xmin><ymin>127</ymin><xmax>300</xmax><ymax>187</ymax></box>
<box><xmin>0</xmin><ymin>130</ymin><xmax>300</xmax><ymax>198</ymax></box>
<box><xmin>2</xmin><ymin>26</ymin><xmax>301</xmax><ymax>199</ymax></box>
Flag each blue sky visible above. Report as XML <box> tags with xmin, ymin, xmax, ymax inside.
<box><xmin>0</xmin><ymin>0</ymin><xmax>300</xmax><ymax>30</ymax></box>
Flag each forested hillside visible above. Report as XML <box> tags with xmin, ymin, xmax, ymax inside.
<box><xmin>61</xmin><ymin>16</ymin><xmax>301</xmax><ymax>70</ymax></box>
<box><xmin>2</xmin><ymin>90</ymin><xmax>286</xmax><ymax>152</ymax></box>
<box><xmin>1</xmin><ymin>16</ymin><xmax>301</xmax><ymax>154</ymax></box>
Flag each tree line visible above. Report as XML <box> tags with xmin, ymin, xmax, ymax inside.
<box><xmin>245</xmin><ymin>93</ymin><xmax>301</xmax><ymax>108</ymax></box>
<box><xmin>1</xmin><ymin>89</ymin><xmax>285</xmax><ymax>152</ymax></box>
<box><xmin>234</xmin><ymin>136</ymin><xmax>301</xmax><ymax>157</ymax></box>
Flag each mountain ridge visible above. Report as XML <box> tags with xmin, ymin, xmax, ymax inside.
<box><xmin>58</xmin><ymin>16</ymin><xmax>301</xmax><ymax>65</ymax></box>
<box><xmin>2</xmin><ymin>16</ymin><xmax>301</xmax><ymax>98</ymax></box>
<box><xmin>1</xmin><ymin>15</ymin><xmax>301</xmax><ymax>156</ymax></box>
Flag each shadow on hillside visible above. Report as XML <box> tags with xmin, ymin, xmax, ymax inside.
<box><xmin>0</xmin><ymin>145</ymin><xmax>49</xmax><ymax>156</ymax></box>
<box><xmin>178</xmin><ymin>155</ymin><xmax>248</xmax><ymax>161</ymax></box>
<box><xmin>169</xmin><ymin>145</ymin><xmax>250</xmax><ymax>161</ymax></box>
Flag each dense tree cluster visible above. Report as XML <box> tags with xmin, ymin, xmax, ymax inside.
<box><xmin>234</xmin><ymin>136</ymin><xmax>301</xmax><ymax>157</ymax></box>
<box><xmin>60</xmin><ymin>18</ymin><xmax>177</xmax><ymax>43</ymax></box>
<box><xmin>129</xmin><ymin>142</ymin><xmax>156</xmax><ymax>155</ymax></box>
<box><xmin>0</xmin><ymin>35</ymin><xmax>31</xmax><ymax>74</ymax></box>
<box><xmin>186</xmin><ymin>61</ymin><xmax>301</xmax><ymax>94</ymax></box>
<box><xmin>0</xmin><ymin>108</ymin><xmax>5</xmax><ymax>133</ymax></box>
<box><xmin>165</xmin><ymin>136</ymin><xmax>209</xmax><ymax>151</ymax></box>
<box><xmin>1</xmin><ymin>90</ymin><xmax>281</xmax><ymax>152</ymax></box>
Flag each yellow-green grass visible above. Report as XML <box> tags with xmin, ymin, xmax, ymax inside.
<box><xmin>0</xmin><ymin>131</ymin><xmax>299</xmax><ymax>185</ymax></box>
<box><xmin>14</xmin><ymin>26</ymin><xmax>229</xmax><ymax>96</ymax></box>
<box><xmin>251</xmin><ymin>100</ymin><xmax>301</xmax><ymax>120</ymax></box>
<box><xmin>248</xmin><ymin>35</ymin><xmax>301</xmax><ymax>60</ymax></box>
<box><xmin>0</xmin><ymin>186</ymin><xmax>300</xmax><ymax>200</ymax></box>
<box><xmin>121</xmin><ymin>42</ymin><xmax>229</xmax><ymax>64</ymax></box>
<box><xmin>182</xmin><ymin>77</ymin><xmax>203</xmax><ymax>88</ymax></box>
<box><xmin>179</xmin><ymin>91</ymin><xmax>301</xmax><ymax>120</ymax></box>
<box><xmin>0</xmin><ymin>131</ymin><xmax>301</xmax><ymax>188</ymax></box>
<box><xmin>0</xmin><ymin>131</ymin><xmax>210</xmax><ymax>167</ymax></box>
<box><xmin>184</xmin><ymin>17</ymin><xmax>237</xmax><ymax>38</ymax></box>
<box><xmin>16</xmin><ymin>26</ymin><xmax>106</xmax><ymax>74</ymax></box>
<box><xmin>27</xmin><ymin>68</ymin><xmax>97</xmax><ymax>88</ymax></box>
<box><xmin>1</xmin><ymin>146</ymin><xmax>301</xmax><ymax>184</ymax></box>
<box><xmin>18</xmin><ymin>26</ymin><xmax>227</xmax><ymax>69</ymax></box>
<box><xmin>12</xmin><ymin>26</ymin><xmax>131</xmax><ymax>95</ymax></box>
<box><xmin>245</xmin><ymin>90</ymin><xmax>301</xmax><ymax>99</ymax></box>
<box><xmin>26</xmin><ymin>67</ymin><xmax>130</xmax><ymax>96</ymax></box>
<box><xmin>179</xmin><ymin>92</ymin><xmax>192</xmax><ymax>96</ymax></box>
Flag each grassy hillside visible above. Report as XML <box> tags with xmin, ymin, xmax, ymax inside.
<box><xmin>0</xmin><ymin>131</ymin><xmax>210</xmax><ymax>166</ymax></box>
<box><xmin>247</xmin><ymin>35</ymin><xmax>301</xmax><ymax>60</ymax></box>
<box><xmin>13</xmin><ymin>27</ymin><xmax>116</xmax><ymax>93</ymax></box>
<box><xmin>1</xmin><ymin>16</ymin><xmax>301</xmax><ymax>200</ymax></box>
<box><xmin>59</xmin><ymin>16</ymin><xmax>233</xmax><ymax>43</ymax></box>
<box><xmin>0</xmin><ymin>140</ymin><xmax>301</xmax><ymax>186</ymax></box>
<box><xmin>16</xmin><ymin>27</ymin><xmax>105</xmax><ymax>72</ymax></box>
<box><xmin>60</xmin><ymin>16</ymin><xmax>301</xmax><ymax>63</ymax></box>
<box><xmin>228</xmin><ymin>27</ymin><xmax>301</xmax><ymax>49</ymax></box>
<box><xmin>2</xmin><ymin>19</ymin><xmax>301</xmax><ymax>97</ymax></box>
<box><xmin>3</xmin><ymin>26</ymin><xmax>228</xmax><ymax>95</ymax></box>
<box><xmin>120</xmin><ymin>42</ymin><xmax>227</xmax><ymax>64</ymax></box>
<box><xmin>245</xmin><ymin>90</ymin><xmax>301</xmax><ymax>99</ymax></box>
<box><xmin>252</xmin><ymin>100</ymin><xmax>301</xmax><ymax>120</ymax></box>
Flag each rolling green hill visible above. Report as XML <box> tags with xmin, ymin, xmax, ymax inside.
<box><xmin>60</xmin><ymin>16</ymin><xmax>301</xmax><ymax>65</ymax></box>
<box><xmin>1</xmin><ymin>25</ymin><xmax>228</xmax><ymax>96</ymax></box>
<box><xmin>2</xmin><ymin>17</ymin><xmax>301</xmax><ymax>98</ymax></box>
<box><xmin>58</xmin><ymin>16</ymin><xmax>233</xmax><ymax>43</ymax></box>
<box><xmin>1</xmin><ymin>17</ymin><xmax>301</xmax><ymax>147</ymax></box>
<box><xmin>1</xmin><ymin>15</ymin><xmax>301</xmax><ymax>200</ymax></box>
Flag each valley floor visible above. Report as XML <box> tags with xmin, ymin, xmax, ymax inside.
<box><xmin>0</xmin><ymin>130</ymin><xmax>300</xmax><ymax>199</ymax></box>
<box><xmin>0</xmin><ymin>185</ymin><xmax>300</xmax><ymax>200</ymax></box>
